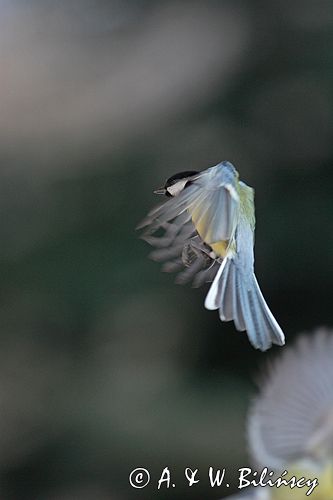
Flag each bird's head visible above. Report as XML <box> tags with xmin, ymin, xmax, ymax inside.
<box><xmin>154</xmin><ymin>170</ymin><xmax>199</xmax><ymax>197</ymax></box>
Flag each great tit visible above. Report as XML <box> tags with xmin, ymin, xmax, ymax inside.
<box><xmin>248</xmin><ymin>329</ymin><xmax>333</xmax><ymax>499</ymax></box>
<box><xmin>138</xmin><ymin>161</ymin><xmax>285</xmax><ymax>351</ymax></box>
<box><xmin>223</xmin><ymin>329</ymin><xmax>333</xmax><ymax>499</ymax></box>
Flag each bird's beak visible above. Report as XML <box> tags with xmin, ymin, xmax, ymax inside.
<box><xmin>153</xmin><ymin>187</ymin><xmax>166</xmax><ymax>195</ymax></box>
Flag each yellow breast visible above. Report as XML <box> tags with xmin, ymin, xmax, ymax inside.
<box><xmin>210</xmin><ymin>240</ymin><xmax>228</xmax><ymax>258</ymax></box>
<box><xmin>189</xmin><ymin>208</ymin><xmax>229</xmax><ymax>258</ymax></box>
<box><xmin>188</xmin><ymin>203</ymin><xmax>230</xmax><ymax>258</ymax></box>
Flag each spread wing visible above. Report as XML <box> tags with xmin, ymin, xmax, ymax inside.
<box><xmin>248</xmin><ymin>330</ymin><xmax>333</xmax><ymax>469</ymax></box>
<box><xmin>137</xmin><ymin>162</ymin><xmax>240</xmax><ymax>286</ymax></box>
<box><xmin>139</xmin><ymin>213</ymin><xmax>219</xmax><ymax>287</ymax></box>
<box><xmin>187</xmin><ymin>163</ymin><xmax>240</xmax><ymax>245</ymax></box>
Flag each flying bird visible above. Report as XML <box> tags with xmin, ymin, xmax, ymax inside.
<box><xmin>224</xmin><ymin>329</ymin><xmax>333</xmax><ymax>499</ymax></box>
<box><xmin>137</xmin><ymin>161</ymin><xmax>285</xmax><ymax>351</ymax></box>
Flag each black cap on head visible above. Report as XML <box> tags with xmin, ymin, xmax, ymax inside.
<box><xmin>163</xmin><ymin>170</ymin><xmax>199</xmax><ymax>197</ymax></box>
<box><xmin>165</xmin><ymin>170</ymin><xmax>199</xmax><ymax>187</ymax></box>
<box><xmin>154</xmin><ymin>170</ymin><xmax>199</xmax><ymax>197</ymax></box>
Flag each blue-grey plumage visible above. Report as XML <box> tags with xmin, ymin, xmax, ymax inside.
<box><xmin>248</xmin><ymin>329</ymin><xmax>333</xmax><ymax>468</ymax></box>
<box><xmin>138</xmin><ymin>161</ymin><xmax>285</xmax><ymax>351</ymax></box>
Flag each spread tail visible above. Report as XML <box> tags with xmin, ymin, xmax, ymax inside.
<box><xmin>205</xmin><ymin>257</ymin><xmax>285</xmax><ymax>351</ymax></box>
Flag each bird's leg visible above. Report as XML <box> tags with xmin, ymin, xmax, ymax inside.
<box><xmin>182</xmin><ymin>236</ymin><xmax>215</xmax><ymax>268</ymax></box>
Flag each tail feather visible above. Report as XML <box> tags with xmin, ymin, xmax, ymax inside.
<box><xmin>252</xmin><ymin>276</ymin><xmax>285</xmax><ymax>346</ymax></box>
<box><xmin>234</xmin><ymin>269</ymin><xmax>246</xmax><ymax>331</ymax></box>
<box><xmin>204</xmin><ymin>257</ymin><xmax>229</xmax><ymax>310</ymax></box>
<box><xmin>218</xmin><ymin>260</ymin><xmax>235</xmax><ymax>322</ymax></box>
<box><xmin>245</xmin><ymin>280</ymin><xmax>271</xmax><ymax>350</ymax></box>
<box><xmin>239</xmin><ymin>276</ymin><xmax>264</xmax><ymax>349</ymax></box>
<box><xmin>205</xmin><ymin>258</ymin><xmax>285</xmax><ymax>351</ymax></box>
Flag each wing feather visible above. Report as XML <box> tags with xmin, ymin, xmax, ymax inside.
<box><xmin>137</xmin><ymin>162</ymin><xmax>240</xmax><ymax>287</ymax></box>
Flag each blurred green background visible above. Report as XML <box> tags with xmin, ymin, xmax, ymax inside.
<box><xmin>1</xmin><ymin>0</ymin><xmax>333</xmax><ymax>499</ymax></box>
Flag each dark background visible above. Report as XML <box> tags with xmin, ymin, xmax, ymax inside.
<box><xmin>1</xmin><ymin>1</ymin><xmax>333</xmax><ymax>499</ymax></box>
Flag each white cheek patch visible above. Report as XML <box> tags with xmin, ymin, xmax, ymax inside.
<box><xmin>167</xmin><ymin>179</ymin><xmax>189</xmax><ymax>197</ymax></box>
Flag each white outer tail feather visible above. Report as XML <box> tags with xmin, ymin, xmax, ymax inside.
<box><xmin>205</xmin><ymin>257</ymin><xmax>285</xmax><ymax>351</ymax></box>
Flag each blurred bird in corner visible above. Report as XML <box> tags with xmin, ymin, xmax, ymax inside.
<box><xmin>225</xmin><ymin>328</ymin><xmax>333</xmax><ymax>499</ymax></box>
<box><xmin>137</xmin><ymin>161</ymin><xmax>284</xmax><ymax>351</ymax></box>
